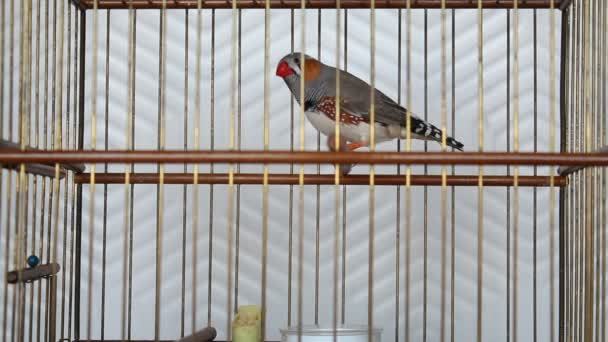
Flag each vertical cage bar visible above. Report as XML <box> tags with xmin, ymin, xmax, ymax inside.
<box><xmin>74</xmin><ymin>5</ymin><xmax>86</xmax><ymax>340</ymax></box>
<box><xmin>404</xmin><ymin>1</ymin><xmax>411</xmax><ymax>341</ymax></box>
<box><xmin>599</xmin><ymin>1</ymin><xmax>605</xmax><ymax>340</ymax></box>
<box><xmin>450</xmin><ymin>8</ymin><xmax>456</xmax><ymax>342</ymax></box>
<box><xmin>341</xmin><ymin>9</ymin><xmax>348</xmax><ymax>326</ymax></box>
<box><xmin>512</xmin><ymin>1</ymin><xmax>520</xmax><ymax>341</ymax></box>
<box><xmin>207</xmin><ymin>7</ymin><xmax>215</xmax><ymax>329</ymax></box>
<box><xmin>368</xmin><ymin>1</ymin><xmax>376</xmax><ymax>341</ymax></box>
<box><xmin>440</xmin><ymin>1</ymin><xmax>448</xmax><ymax>341</ymax></box>
<box><xmin>287</xmin><ymin>7</ymin><xmax>295</xmax><ymax>328</ymax></box>
<box><xmin>315</xmin><ymin>9</ymin><xmax>321</xmax><ymax>326</ymax></box>
<box><xmin>0</xmin><ymin>0</ymin><xmax>4</xmax><ymax>334</ymax></box>
<box><xmin>395</xmin><ymin>7</ymin><xmax>402</xmax><ymax>342</ymax></box>
<box><xmin>60</xmin><ymin>3</ymin><xmax>73</xmax><ymax>340</ymax></box>
<box><xmin>532</xmin><ymin>10</ymin><xmax>538</xmax><ymax>342</ymax></box>
<box><xmin>155</xmin><ymin>1</ymin><xmax>168</xmax><ymax>340</ymax></box>
<box><xmin>226</xmin><ymin>0</ymin><xmax>238</xmax><ymax>338</ymax></box>
<box><xmin>583</xmin><ymin>0</ymin><xmax>594</xmax><ymax>338</ymax></box>
<box><xmin>476</xmin><ymin>2</ymin><xmax>484</xmax><ymax>342</ymax></box>
<box><xmin>297</xmin><ymin>1</ymin><xmax>307</xmax><ymax>340</ymax></box>
<box><xmin>234</xmin><ymin>7</ymin><xmax>242</xmax><ymax>316</ymax></box>
<box><xmin>67</xmin><ymin>8</ymin><xmax>80</xmax><ymax>341</ymax></box>
<box><xmin>100</xmin><ymin>10</ymin><xmax>110</xmax><ymax>340</ymax></box>
<box><xmin>86</xmin><ymin>0</ymin><xmax>99</xmax><ymax>339</ymax></box>
<box><xmin>549</xmin><ymin>1</ymin><xmax>557</xmax><ymax>342</ymax></box>
<box><xmin>192</xmin><ymin>0</ymin><xmax>201</xmax><ymax>334</ymax></box>
<box><xmin>180</xmin><ymin>9</ymin><xmax>189</xmax><ymax>338</ymax></box>
<box><xmin>127</xmin><ymin>9</ymin><xmax>136</xmax><ymax>340</ymax></box>
<box><xmin>423</xmin><ymin>9</ymin><xmax>428</xmax><ymax>341</ymax></box>
<box><xmin>333</xmin><ymin>2</ymin><xmax>341</xmax><ymax>342</ymax></box>
<box><xmin>121</xmin><ymin>2</ymin><xmax>135</xmax><ymax>341</ymax></box>
<box><xmin>261</xmin><ymin>0</ymin><xmax>271</xmax><ymax>339</ymax></box>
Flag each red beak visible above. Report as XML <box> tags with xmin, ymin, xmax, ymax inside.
<box><xmin>276</xmin><ymin>61</ymin><xmax>294</xmax><ymax>78</ymax></box>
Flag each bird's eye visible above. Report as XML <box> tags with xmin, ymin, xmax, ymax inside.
<box><xmin>294</xmin><ymin>58</ymin><xmax>300</xmax><ymax>65</ymax></box>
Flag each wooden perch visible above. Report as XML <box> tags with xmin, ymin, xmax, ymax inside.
<box><xmin>174</xmin><ymin>327</ymin><xmax>217</xmax><ymax>342</ymax></box>
<box><xmin>558</xmin><ymin>145</ymin><xmax>608</xmax><ymax>176</ymax></box>
<box><xmin>6</xmin><ymin>263</ymin><xmax>60</xmax><ymax>284</ymax></box>
<box><xmin>0</xmin><ymin>139</ymin><xmax>86</xmax><ymax>178</ymax></box>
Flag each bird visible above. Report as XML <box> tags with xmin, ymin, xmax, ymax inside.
<box><xmin>275</xmin><ymin>52</ymin><xmax>464</xmax><ymax>175</ymax></box>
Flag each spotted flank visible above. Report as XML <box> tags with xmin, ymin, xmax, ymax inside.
<box><xmin>316</xmin><ymin>97</ymin><xmax>368</xmax><ymax>125</ymax></box>
<box><xmin>410</xmin><ymin>116</ymin><xmax>464</xmax><ymax>151</ymax></box>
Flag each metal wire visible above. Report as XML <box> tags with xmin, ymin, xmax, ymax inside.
<box><xmin>226</xmin><ymin>0</ymin><xmax>238</xmax><ymax>338</ymax></box>
<box><xmin>368</xmin><ymin>1</ymin><xmax>376</xmax><ymax>341</ymax></box>
<box><xmin>512</xmin><ymin>1</ymin><xmax>520</xmax><ymax>341</ymax></box>
<box><xmin>60</xmin><ymin>4</ymin><xmax>74</xmax><ymax>339</ymax></box>
<box><xmin>450</xmin><ymin>8</ymin><xmax>456</xmax><ymax>342</ymax></box>
<box><xmin>86</xmin><ymin>0</ymin><xmax>99</xmax><ymax>339</ymax></box>
<box><xmin>181</xmin><ymin>9</ymin><xmax>189</xmax><ymax>338</ymax></box>
<box><xmin>532</xmin><ymin>10</ymin><xmax>538</xmax><ymax>342</ymax></box>
<box><xmin>333</xmin><ymin>2</ymin><xmax>341</xmax><ymax>342</ymax></box>
<box><xmin>404</xmin><ymin>2</ymin><xmax>411</xmax><ymax>342</ymax></box>
<box><xmin>155</xmin><ymin>1</ymin><xmax>168</xmax><ymax>340</ymax></box>
<box><xmin>0</xmin><ymin>0</ymin><xmax>4</xmax><ymax>334</ymax></box>
<box><xmin>297</xmin><ymin>1</ymin><xmax>306</xmax><ymax>341</ymax></box>
<box><xmin>207</xmin><ymin>8</ymin><xmax>215</xmax><ymax>329</ymax></box>
<box><xmin>192</xmin><ymin>0</ymin><xmax>202</xmax><ymax>334</ymax></box>
<box><xmin>440</xmin><ymin>2</ymin><xmax>448</xmax><ymax>341</ymax></box>
<box><xmin>549</xmin><ymin>1</ymin><xmax>556</xmax><ymax>342</ymax></box>
<box><xmin>100</xmin><ymin>10</ymin><xmax>111</xmax><ymax>340</ymax></box>
<box><xmin>121</xmin><ymin>2</ymin><xmax>135</xmax><ymax>341</ymax></box>
<box><xmin>476</xmin><ymin>2</ymin><xmax>484</xmax><ymax>342</ymax></box>
<box><xmin>262</xmin><ymin>0</ymin><xmax>271</xmax><ymax>339</ymax></box>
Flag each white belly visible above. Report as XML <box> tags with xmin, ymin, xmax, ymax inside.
<box><xmin>305</xmin><ymin>111</ymin><xmax>393</xmax><ymax>144</ymax></box>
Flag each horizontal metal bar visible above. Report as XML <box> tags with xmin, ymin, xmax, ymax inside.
<box><xmin>74</xmin><ymin>172</ymin><xmax>568</xmax><ymax>187</ymax></box>
<box><xmin>1</xmin><ymin>150</ymin><xmax>608</xmax><ymax>167</ymax></box>
<box><xmin>80</xmin><ymin>0</ymin><xmax>565</xmax><ymax>10</ymax></box>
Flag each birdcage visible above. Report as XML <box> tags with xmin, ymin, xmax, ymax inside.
<box><xmin>0</xmin><ymin>0</ymin><xmax>606</xmax><ymax>341</ymax></box>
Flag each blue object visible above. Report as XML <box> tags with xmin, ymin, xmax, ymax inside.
<box><xmin>27</xmin><ymin>255</ymin><xmax>39</xmax><ymax>268</ymax></box>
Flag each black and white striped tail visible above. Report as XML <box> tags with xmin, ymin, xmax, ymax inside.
<box><xmin>410</xmin><ymin>116</ymin><xmax>464</xmax><ymax>151</ymax></box>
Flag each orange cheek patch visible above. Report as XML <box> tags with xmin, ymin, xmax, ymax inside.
<box><xmin>303</xmin><ymin>59</ymin><xmax>321</xmax><ymax>81</ymax></box>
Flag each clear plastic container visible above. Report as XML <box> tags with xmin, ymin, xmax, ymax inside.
<box><xmin>280</xmin><ymin>324</ymin><xmax>382</xmax><ymax>342</ymax></box>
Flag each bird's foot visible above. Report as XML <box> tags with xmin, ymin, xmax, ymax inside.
<box><xmin>346</xmin><ymin>142</ymin><xmax>366</xmax><ymax>151</ymax></box>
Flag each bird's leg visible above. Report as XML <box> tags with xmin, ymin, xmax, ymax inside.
<box><xmin>326</xmin><ymin>134</ymin><xmax>349</xmax><ymax>152</ymax></box>
<box><xmin>327</xmin><ymin>134</ymin><xmax>355</xmax><ymax>175</ymax></box>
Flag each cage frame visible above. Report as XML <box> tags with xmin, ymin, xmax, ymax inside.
<box><xmin>2</xmin><ymin>0</ymin><xmax>602</xmax><ymax>341</ymax></box>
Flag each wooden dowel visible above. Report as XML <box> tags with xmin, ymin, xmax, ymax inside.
<box><xmin>1</xmin><ymin>150</ymin><xmax>608</xmax><ymax>167</ymax></box>
<box><xmin>74</xmin><ymin>172</ymin><xmax>568</xmax><ymax>187</ymax></box>
<box><xmin>174</xmin><ymin>327</ymin><xmax>217</xmax><ymax>342</ymax></box>
<box><xmin>78</xmin><ymin>0</ymin><xmax>567</xmax><ymax>10</ymax></box>
<box><xmin>6</xmin><ymin>263</ymin><xmax>61</xmax><ymax>284</ymax></box>
<box><xmin>0</xmin><ymin>139</ymin><xmax>86</xmax><ymax>177</ymax></box>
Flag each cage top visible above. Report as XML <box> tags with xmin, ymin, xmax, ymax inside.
<box><xmin>72</xmin><ymin>0</ymin><xmax>569</xmax><ymax>10</ymax></box>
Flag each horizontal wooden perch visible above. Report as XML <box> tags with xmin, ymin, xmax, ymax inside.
<box><xmin>77</xmin><ymin>327</ymin><xmax>218</xmax><ymax>342</ymax></box>
<box><xmin>0</xmin><ymin>140</ymin><xmax>86</xmax><ymax>178</ymax></box>
<box><xmin>175</xmin><ymin>327</ymin><xmax>217</xmax><ymax>342</ymax></box>
<box><xmin>75</xmin><ymin>172</ymin><xmax>567</xmax><ymax>187</ymax></box>
<box><xmin>73</xmin><ymin>0</ymin><xmax>566</xmax><ymax>10</ymax></box>
<box><xmin>558</xmin><ymin>145</ymin><xmax>608</xmax><ymax>176</ymax></box>
<box><xmin>1</xmin><ymin>150</ymin><xmax>607</xmax><ymax>167</ymax></box>
<box><xmin>6</xmin><ymin>263</ymin><xmax>60</xmax><ymax>284</ymax></box>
